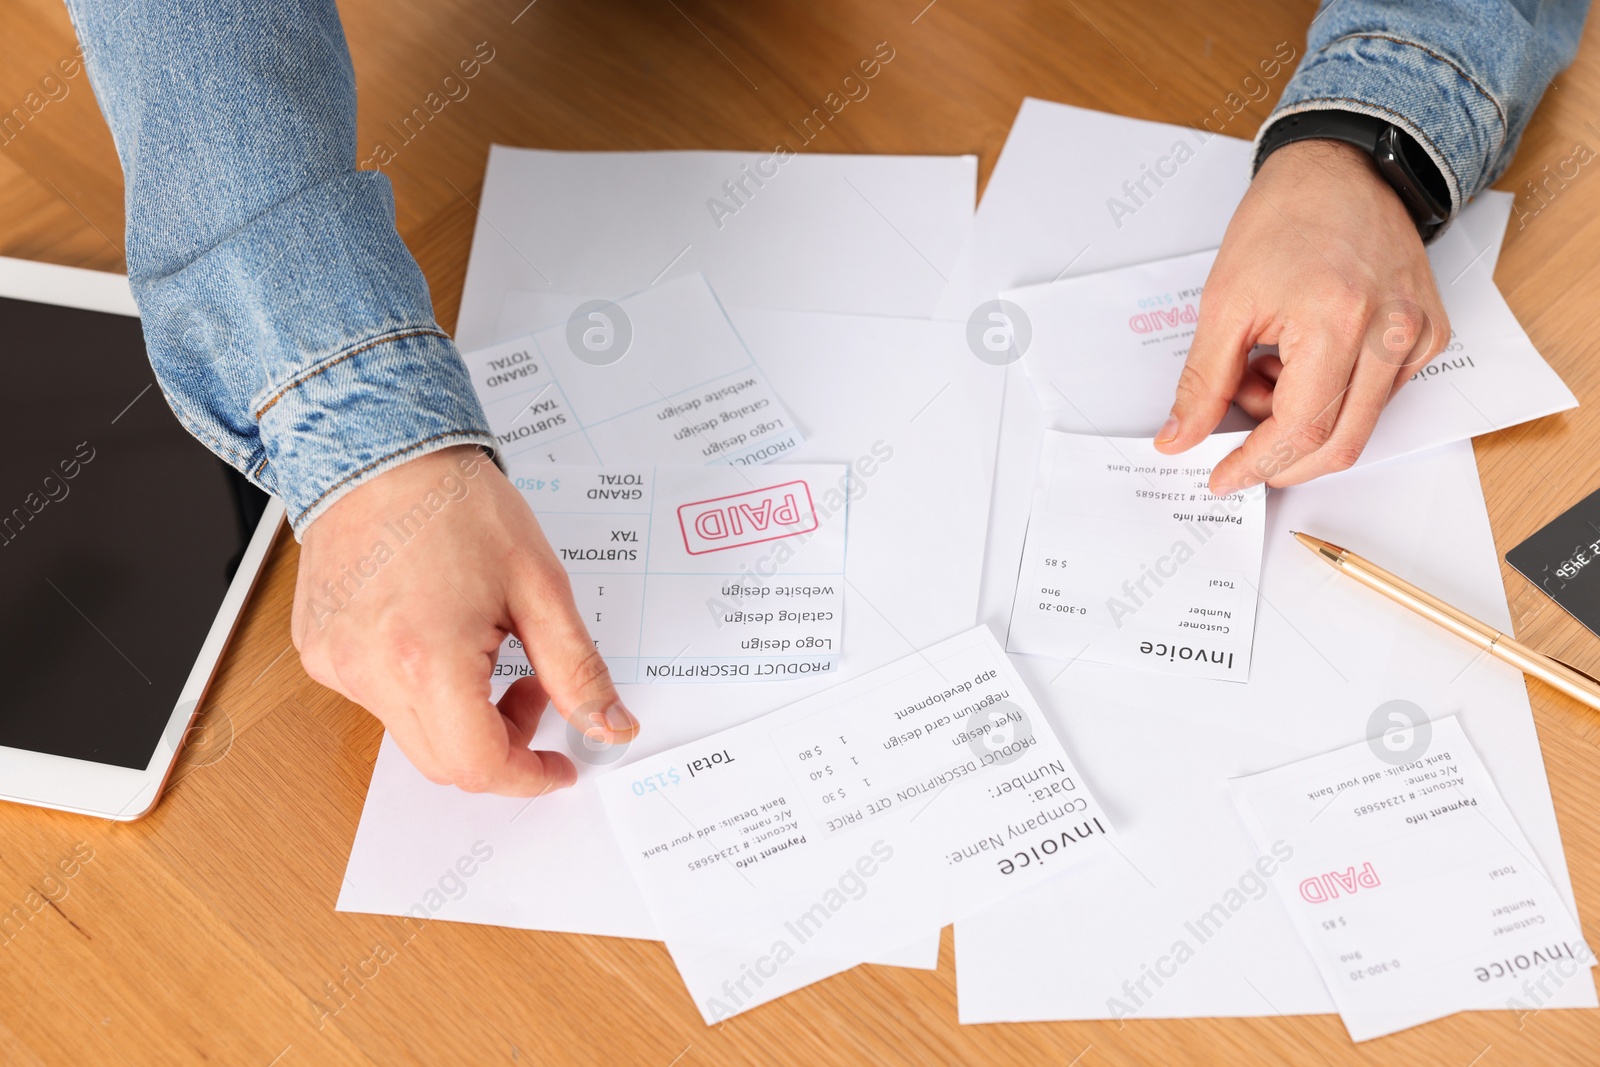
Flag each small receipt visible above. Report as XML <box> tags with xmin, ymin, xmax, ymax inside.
<box><xmin>1228</xmin><ymin>715</ymin><xmax>1594</xmax><ymax>1041</ymax></box>
<box><xmin>1006</xmin><ymin>430</ymin><xmax>1265</xmax><ymax>681</ymax></box>
<box><xmin>495</xmin><ymin>463</ymin><xmax>849</xmax><ymax>685</ymax></box>
<box><xmin>596</xmin><ymin>626</ymin><xmax>1117</xmax><ymax>1022</ymax></box>
<box><xmin>1011</xmin><ymin>247</ymin><xmax>1575</xmax><ymax>463</ymax></box>
<box><xmin>462</xmin><ymin>273</ymin><xmax>804</xmax><ymax>467</ymax></box>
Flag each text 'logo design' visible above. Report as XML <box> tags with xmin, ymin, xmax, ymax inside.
<box><xmin>677</xmin><ymin>481</ymin><xmax>818</xmax><ymax>555</ymax></box>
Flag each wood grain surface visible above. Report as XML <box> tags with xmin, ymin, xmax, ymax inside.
<box><xmin>2</xmin><ymin>1</ymin><xmax>1599</xmax><ymax>1063</ymax></box>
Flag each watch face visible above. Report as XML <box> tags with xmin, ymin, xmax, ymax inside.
<box><xmin>1373</xmin><ymin>127</ymin><xmax>1447</xmax><ymax>231</ymax></box>
<box><xmin>1383</xmin><ymin>127</ymin><xmax>1450</xmax><ymax>219</ymax></box>
<box><xmin>1405</xmin><ymin>146</ymin><xmax>1451</xmax><ymax>209</ymax></box>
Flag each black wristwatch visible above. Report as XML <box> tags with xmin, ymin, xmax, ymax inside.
<box><xmin>1256</xmin><ymin>110</ymin><xmax>1451</xmax><ymax>240</ymax></box>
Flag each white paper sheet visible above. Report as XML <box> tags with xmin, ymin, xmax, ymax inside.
<box><xmin>951</xmin><ymin>99</ymin><xmax>1588</xmax><ymax>1022</ymax></box>
<box><xmin>340</xmin><ymin>308</ymin><xmax>1005</xmax><ymax>968</ymax></box>
<box><xmin>1006</xmin><ymin>431</ymin><xmax>1266</xmax><ymax>681</ymax></box>
<box><xmin>1010</xmin><ymin>246</ymin><xmax>1575</xmax><ymax>460</ymax></box>
<box><xmin>457</xmin><ymin>147</ymin><xmax>977</xmax><ymax>350</ymax></box>
<box><xmin>1227</xmin><ymin>715</ymin><xmax>1594</xmax><ymax>1041</ymax></box>
<box><xmin>491</xmin><ymin>464</ymin><xmax>848</xmax><ymax>685</ymax></box>
<box><xmin>597</xmin><ymin>626</ymin><xmax>1115</xmax><ymax>1022</ymax></box>
<box><xmin>464</xmin><ymin>274</ymin><xmax>805</xmax><ymax>466</ymax></box>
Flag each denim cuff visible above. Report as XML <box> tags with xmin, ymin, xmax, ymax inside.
<box><xmin>1253</xmin><ymin>33</ymin><xmax>1507</xmax><ymax>223</ymax></box>
<box><xmin>129</xmin><ymin>170</ymin><xmax>498</xmax><ymax>535</ymax></box>
<box><xmin>254</xmin><ymin>327</ymin><xmax>498</xmax><ymax>533</ymax></box>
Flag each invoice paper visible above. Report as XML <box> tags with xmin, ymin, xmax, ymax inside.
<box><xmin>1007</xmin><ymin>432</ymin><xmax>1265</xmax><ymax>681</ymax></box>
<box><xmin>462</xmin><ymin>273</ymin><xmax>802</xmax><ymax>467</ymax></box>
<box><xmin>494</xmin><ymin>464</ymin><xmax>846</xmax><ymax>685</ymax></box>
<box><xmin>341</xmin><ymin>309</ymin><xmax>1005</xmax><ymax>956</ymax></box>
<box><xmin>1228</xmin><ymin>716</ymin><xmax>1594</xmax><ymax>1040</ymax></box>
<box><xmin>595</xmin><ymin>626</ymin><xmax>1116</xmax><ymax>1022</ymax></box>
<box><xmin>1010</xmin><ymin>247</ymin><xmax>1576</xmax><ymax>459</ymax></box>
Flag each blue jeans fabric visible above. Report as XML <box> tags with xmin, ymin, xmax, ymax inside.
<box><xmin>66</xmin><ymin>0</ymin><xmax>495</xmax><ymax>534</ymax></box>
<box><xmin>1260</xmin><ymin>0</ymin><xmax>1590</xmax><ymax>218</ymax></box>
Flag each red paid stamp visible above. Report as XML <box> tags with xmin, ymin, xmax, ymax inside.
<box><xmin>677</xmin><ymin>480</ymin><xmax>818</xmax><ymax>555</ymax></box>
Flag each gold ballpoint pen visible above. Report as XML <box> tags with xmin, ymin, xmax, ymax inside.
<box><xmin>1294</xmin><ymin>531</ymin><xmax>1600</xmax><ymax>713</ymax></box>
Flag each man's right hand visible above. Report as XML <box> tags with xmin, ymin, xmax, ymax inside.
<box><xmin>1154</xmin><ymin>139</ymin><xmax>1449</xmax><ymax>493</ymax></box>
<box><xmin>291</xmin><ymin>445</ymin><xmax>638</xmax><ymax>797</ymax></box>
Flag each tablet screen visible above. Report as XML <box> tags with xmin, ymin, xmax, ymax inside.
<box><xmin>0</xmin><ymin>295</ymin><xmax>269</xmax><ymax>770</ymax></box>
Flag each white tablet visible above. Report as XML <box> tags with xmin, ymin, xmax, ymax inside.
<box><xmin>0</xmin><ymin>257</ymin><xmax>284</xmax><ymax>820</ymax></box>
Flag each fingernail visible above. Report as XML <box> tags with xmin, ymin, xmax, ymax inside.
<box><xmin>1212</xmin><ymin>480</ymin><xmax>1243</xmax><ymax>498</ymax></box>
<box><xmin>1156</xmin><ymin>414</ymin><xmax>1179</xmax><ymax>443</ymax></box>
<box><xmin>603</xmin><ymin>702</ymin><xmax>638</xmax><ymax>734</ymax></box>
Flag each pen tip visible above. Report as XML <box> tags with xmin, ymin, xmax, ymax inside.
<box><xmin>1294</xmin><ymin>531</ymin><xmax>1348</xmax><ymax>563</ymax></box>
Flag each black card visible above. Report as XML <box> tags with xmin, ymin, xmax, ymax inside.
<box><xmin>1508</xmin><ymin>485</ymin><xmax>1600</xmax><ymax>637</ymax></box>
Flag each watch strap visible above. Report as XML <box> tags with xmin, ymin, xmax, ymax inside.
<box><xmin>1256</xmin><ymin>109</ymin><xmax>1451</xmax><ymax>240</ymax></box>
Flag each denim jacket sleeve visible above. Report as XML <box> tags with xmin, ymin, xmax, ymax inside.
<box><xmin>1256</xmin><ymin>0</ymin><xmax>1591</xmax><ymax>221</ymax></box>
<box><xmin>65</xmin><ymin>0</ymin><xmax>497</xmax><ymax>535</ymax></box>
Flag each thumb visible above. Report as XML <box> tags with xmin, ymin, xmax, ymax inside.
<box><xmin>1155</xmin><ymin>290</ymin><xmax>1252</xmax><ymax>454</ymax></box>
<box><xmin>510</xmin><ymin>575</ymin><xmax>639</xmax><ymax>745</ymax></box>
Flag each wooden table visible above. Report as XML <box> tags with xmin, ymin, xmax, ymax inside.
<box><xmin>4</xmin><ymin>1</ymin><xmax>1600</xmax><ymax>1062</ymax></box>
